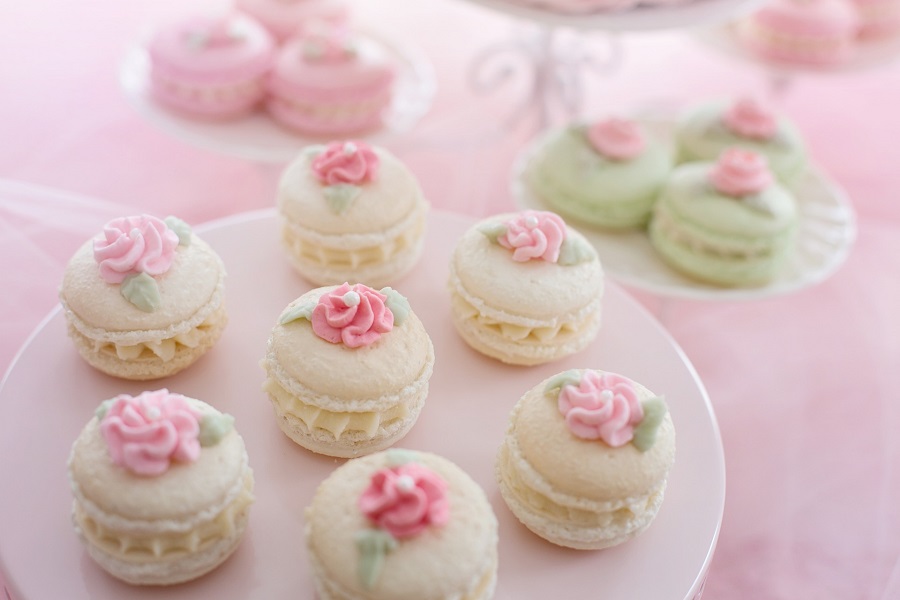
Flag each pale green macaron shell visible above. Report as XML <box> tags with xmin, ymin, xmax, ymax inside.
<box><xmin>648</xmin><ymin>163</ymin><xmax>799</xmax><ymax>286</ymax></box>
<box><xmin>527</xmin><ymin>125</ymin><xmax>673</xmax><ymax>229</ymax></box>
<box><xmin>676</xmin><ymin>104</ymin><xmax>807</xmax><ymax>182</ymax></box>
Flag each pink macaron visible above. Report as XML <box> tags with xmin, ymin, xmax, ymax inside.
<box><xmin>148</xmin><ymin>13</ymin><xmax>276</xmax><ymax>119</ymax></box>
<box><xmin>736</xmin><ymin>0</ymin><xmax>860</xmax><ymax>66</ymax></box>
<box><xmin>265</xmin><ymin>25</ymin><xmax>396</xmax><ymax>136</ymax></box>
<box><xmin>235</xmin><ymin>0</ymin><xmax>349</xmax><ymax>43</ymax></box>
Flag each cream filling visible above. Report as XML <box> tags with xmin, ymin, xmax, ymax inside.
<box><xmin>271</xmin><ymin>92</ymin><xmax>388</xmax><ymax>120</ymax></box>
<box><xmin>653</xmin><ymin>209</ymin><xmax>777</xmax><ymax>260</ymax></box>
<box><xmin>743</xmin><ymin>21</ymin><xmax>851</xmax><ymax>51</ymax></box>
<box><xmin>73</xmin><ymin>470</ymin><xmax>254</xmax><ymax>562</ymax></box>
<box><xmin>86</xmin><ymin>309</ymin><xmax>225</xmax><ymax>362</ymax></box>
<box><xmin>499</xmin><ymin>436</ymin><xmax>661</xmax><ymax>528</ymax></box>
<box><xmin>263</xmin><ymin>376</ymin><xmax>410</xmax><ymax>440</ymax></box>
<box><xmin>281</xmin><ymin>212</ymin><xmax>425</xmax><ymax>268</ymax></box>
<box><xmin>155</xmin><ymin>74</ymin><xmax>263</xmax><ymax>103</ymax></box>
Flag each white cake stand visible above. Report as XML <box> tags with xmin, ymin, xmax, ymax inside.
<box><xmin>461</xmin><ymin>0</ymin><xmax>765</xmax><ymax>129</ymax></box>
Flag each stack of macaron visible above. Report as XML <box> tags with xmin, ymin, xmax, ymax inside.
<box><xmin>734</xmin><ymin>0</ymin><xmax>900</xmax><ymax>68</ymax></box>
<box><xmin>522</xmin><ymin>97</ymin><xmax>806</xmax><ymax>287</ymax></box>
<box><xmin>145</xmin><ymin>1</ymin><xmax>399</xmax><ymax>136</ymax></box>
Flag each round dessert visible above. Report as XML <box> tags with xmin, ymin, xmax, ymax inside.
<box><xmin>235</xmin><ymin>0</ymin><xmax>349</xmax><ymax>42</ymax></box>
<box><xmin>448</xmin><ymin>210</ymin><xmax>603</xmax><ymax>366</ymax></box>
<box><xmin>526</xmin><ymin>117</ymin><xmax>672</xmax><ymax>229</ymax></box>
<box><xmin>305</xmin><ymin>448</ymin><xmax>498</xmax><ymax>599</ymax></box>
<box><xmin>59</xmin><ymin>215</ymin><xmax>227</xmax><ymax>380</ymax></box>
<box><xmin>277</xmin><ymin>140</ymin><xmax>428</xmax><ymax>287</ymax></box>
<box><xmin>676</xmin><ymin>97</ymin><xmax>807</xmax><ymax>182</ymax></box>
<box><xmin>496</xmin><ymin>369</ymin><xmax>675</xmax><ymax>550</ymax></box>
<box><xmin>147</xmin><ymin>13</ymin><xmax>275</xmax><ymax>119</ymax></box>
<box><xmin>266</xmin><ymin>25</ymin><xmax>396</xmax><ymax>136</ymax></box>
<box><xmin>735</xmin><ymin>0</ymin><xmax>860</xmax><ymax>67</ymax></box>
<box><xmin>262</xmin><ymin>283</ymin><xmax>434</xmax><ymax>458</ymax></box>
<box><xmin>649</xmin><ymin>148</ymin><xmax>799</xmax><ymax>286</ymax></box>
<box><xmin>68</xmin><ymin>389</ymin><xmax>254</xmax><ymax>585</ymax></box>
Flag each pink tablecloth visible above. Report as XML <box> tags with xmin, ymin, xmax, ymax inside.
<box><xmin>2</xmin><ymin>0</ymin><xmax>900</xmax><ymax>598</ymax></box>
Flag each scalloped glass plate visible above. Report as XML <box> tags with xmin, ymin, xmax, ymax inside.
<box><xmin>0</xmin><ymin>209</ymin><xmax>723</xmax><ymax>600</ymax></box>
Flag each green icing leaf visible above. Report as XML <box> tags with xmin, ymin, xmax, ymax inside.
<box><xmin>164</xmin><ymin>216</ymin><xmax>192</xmax><ymax>246</ymax></box>
<box><xmin>544</xmin><ymin>370</ymin><xmax>583</xmax><ymax>397</ymax></box>
<box><xmin>121</xmin><ymin>272</ymin><xmax>161</xmax><ymax>312</ymax></box>
<box><xmin>741</xmin><ymin>193</ymin><xmax>778</xmax><ymax>217</ymax></box>
<box><xmin>385</xmin><ymin>448</ymin><xmax>418</xmax><ymax>467</ymax></box>
<box><xmin>478</xmin><ymin>222</ymin><xmax>508</xmax><ymax>244</ymax></box>
<box><xmin>303</xmin><ymin>145</ymin><xmax>324</xmax><ymax>159</ymax></box>
<box><xmin>279</xmin><ymin>301</ymin><xmax>316</xmax><ymax>325</ymax></box>
<box><xmin>557</xmin><ymin>236</ymin><xmax>596</xmax><ymax>266</ymax></box>
<box><xmin>355</xmin><ymin>528</ymin><xmax>397</xmax><ymax>590</ymax></box>
<box><xmin>95</xmin><ymin>398</ymin><xmax>114</xmax><ymax>421</ymax></box>
<box><xmin>198</xmin><ymin>412</ymin><xmax>235</xmax><ymax>447</ymax></box>
<box><xmin>380</xmin><ymin>287</ymin><xmax>411</xmax><ymax>326</ymax></box>
<box><xmin>323</xmin><ymin>184</ymin><xmax>362</xmax><ymax>214</ymax></box>
<box><xmin>632</xmin><ymin>396</ymin><xmax>668</xmax><ymax>452</ymax></box>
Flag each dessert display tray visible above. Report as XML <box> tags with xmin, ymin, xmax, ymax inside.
<box><xmin>0</xmin><ymin>209</ymin><xmax>724</xmax><ymax>600</ymax></box>
<box><xmin>513</xmin><ymin>121</ymin><xmax>856</xmax><ymax>301</ymax></box>
<box><xmin>119</xmin><ymin>29</ymin><xmax>436</xmax><ymax>163</ymax></box>
<box><xmin>463</xmin><ymin>0</ymin><xmax>764</xmax><ymax>32</ymax></box>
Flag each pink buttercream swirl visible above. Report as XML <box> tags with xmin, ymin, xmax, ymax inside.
<box><xmin>99</xmin><ymin>389</ymin><xmax>202</xmax><ymax>477</ymax></box>
<box><xmin>558</xmin><ymin>371</ymin><xmax>644</xmax><ymax>448</ymax></box>
<box><xmin>92</xmin><ymin>215</ymin><xmax>179</xmax><ymax>284</ymax></box>
<box><xmin>723</xmin><ymin>98</ymin><xmax>778</xmax><ymax>140</ymax></box>
<box><xmin>311</xmin><ymin>141</ymin><xmax>380</xmax><ymax>186</ymax></box>
<box><xmin>709</xmin><ymin>148</ymin><xmax>774</xmax><ymax>197</ymax></box>
<box><xmin>311</xmin><ymin>283</ymin><xmax>393</xmax><ymax>348</ymax></box>
<box><xmin>587</xmin><ymin>118</ymin><xmax>646</xmax><ymax>161</ymax></box>
<box><xmin>497</xmin><ymin>211</ymin><xmax>567</xmax><ymax>263</ymax></box>
<box><xmin>358</xmin><ymin>463</ymin><xmax>449</xmax><ymax>539</ymax></box>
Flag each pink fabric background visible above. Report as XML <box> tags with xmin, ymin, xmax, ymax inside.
<box><xmin>2</xmin><ymin>0</ymin><xmax>900</xmax><ymax>597</ymax></box>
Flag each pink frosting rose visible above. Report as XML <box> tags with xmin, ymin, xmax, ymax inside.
<box><xmin>92</xmin><ymin>215</ymin><xmax>179</xmax><ymax>284</ymax></box>
<box><xmin>311</xmin><ymin>141</ymin><xmax>380</xmax><ymax>186</ymax></box>
<box><xmin>497</xmin><ymin>211</ymin><xmax>567</xmax><ymax>263</ymax></box>
<box><xmin>99</xmin><ymin>389</ymin><xmax>202</xmax><ymax>476</ymax></box>
<box><xmin>311</xmin><ymin>283</ymin><xmax>393</xmax><ymax>348</ymax></box>
<box><xmin>358</xmin><ymin>463</ymin><xmax>449</xmax><ymax>539</ymax></box>
<box><xmin>723</xmin><ymin>98</ymin><xmax>778</xmax><ymax>140</ymax></box>
<box><xmin>558</xmin><ymin>371</ymin><xmax>644</xmax><ymax>448</ymax></box>
<box><xmin>709</xmin><ymin>148</ymin><xmax>774</xmax><ymax>197</ymax></box>
<box><xmin>301</xmin><ymin>26</ymin><xmax>355</xmax><ymax>63</ymax></box>
<box><xmin>587</xmin><ymin>118</ymin><xmax>646</xmax><ymax>161</ymax></box>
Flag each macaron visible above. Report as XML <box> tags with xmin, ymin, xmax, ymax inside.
<box><xmin>649</xmin><ymin>148</ymin><xmax>799</xmax><ymax>286</ymax></box>
<box><xmin>266</xmin><ymin>25</ymin><xmax>396</xmax><ymax>136</ymax></box>
<box><xmin>59</xmin><ymin>215</ymin><xmax>227</xmax><ymax>380</ymax></box>
<box><xmin>68</xmin><ymin>389</ymin><xmax>254</xmax><ymax>585</ymax></box>
<box><xmin>235</xmin><ymin>0</ymin><xmax>349</xmax><ymax>42</ymax></box>
<box><xmin>526</xmin><ymin>117</ymin><xmax>672</xmax><ymax>229</ymax></box>
<box><xmin>448</xmin><ymin>210</ymin><xmax>604</xmax><ymax>366</ymax></box>
<box><xmin>496</xmin><ymin>369</ymin><xmax>675</xmax><ymax>550</ymax></box>
<box><xmin>735</xmin><ymin>0</ymin><xmax>860</xmax><ymax>67</ymax></box>
<box><xmin>277</xmin><ymin>140</ymin><xmax>428</xmax><ymax>287</ymax></box>
<box><xmin>305</xmin><ymin>448</ymin><xmax>498</xmax><ymax>599</ymax></box>
<box><xmin>676</xmin><ymin>97</ymin><xmax>808</xmax><ymax>182</ymax></box>
<box><xmin>147</xmin><ymin>13</ymin><xmax>275</xmax><ymax>119</ymax></box>
<box><xmin>261</xmin><ymin>283</ymin><xmax>434</xmax><ymax>458</ymax></box>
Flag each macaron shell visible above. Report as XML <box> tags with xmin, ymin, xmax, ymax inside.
<box><xmin>235</xmin><ymin>0</ymin><xmax>349</xmax><ymax>41</ymax></box>
<box><xmin>677</xmin><ymin>103</ymin><xmax>807</xmax><ymax>181</ymax></box>
<box><xmin>513</xmin><ymin>373</ymin><xmax>675</xmax><ymax>503</ymax></box>
<box><xmin>305</xmin><ymin>450</ymin><xmax>498</xmax><ymax>600</ymax></box>
<box><xmin>451</xmin><ymin>214</ymin><xmax>603</xmax><ymax>321</ymax></box>
<box><xmin>61</xmin><ymin>235</ymin><xmax>225</xmax><ymax>337</ymax></box>
<box><xmin>269</xmin><ymin>287</ymin><xmax>431</xmax><ymax>403</ymax></box>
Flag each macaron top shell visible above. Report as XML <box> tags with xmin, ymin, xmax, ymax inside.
<box><xmin>452</xmin><ymin>213</ymin><xmax>603</xmax><ymax>320</ymax></box>
<box><xmin>662</xmin><ymin>163</ymin><xmax>798</xmax><ymax>237</ymax></box>
<box><xmin>148</xmin><ymin>14</ymin><xmax>275</xmax><ymax>85</ymax></box>
<box><xmin>68</xmin><ymin>399</ymin><xmax>246</xmax><ymax>524</ymax></box>
<box><xmin>235</xmin><ymin>0</ymin><xmax>349</xmax><ymax>41</ymax></box>
<box><xmin>270</xmin><ymin>287</ymin><xmax>431</xmax><ymax>403</ymax></box>
<box><xmin>268</xmin><ymin>34</ymin><xmax>395</xmax><ymax>94</ymax></box>
<box><xmin>513</xmin><ymin>371</ymin><xmax>676</xmax><ymax>503</ymax></box>
<box><xmin>306</xmin><ymin>450</ymin><xmax>496</xmax><ymax>600</ymax></box>
<box><xmin>278</xmin><ymin>146</ymin><xmax>423</xmax><ymax>236</ymax></box>
<box><xmin>61</xmin><ymin>235</ymin><xmax>224</xmax><ymax>335</ymax></box>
